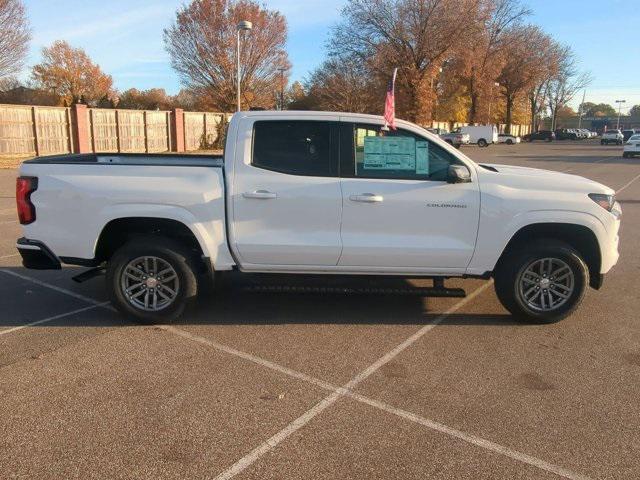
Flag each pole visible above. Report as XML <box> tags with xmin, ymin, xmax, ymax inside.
<box><xmin>616</xmin><ymin>100</ymin><xmax>625</xmax><ymax>130</ymax></box>
<box><xmin>236</xmin><ymin>30</ymin><xmax>241</xmax><ymax>112</ymax></box>
<box><xmin>578</xmin><ymin>90</ymin><xmax>586</xmax><ymax>129</ymax></box>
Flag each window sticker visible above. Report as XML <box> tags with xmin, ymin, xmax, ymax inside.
<box><xmin>363</xmin><ymin>136</ymin><xmax>416</xmax><ymax>170</ymax></box>
<box><xmin>416</xmin><ymin>141</ymin><xmax>429</xmax><ymax>174</ymax></box>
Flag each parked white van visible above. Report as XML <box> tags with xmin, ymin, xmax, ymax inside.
<box><xmin>452</xmin><ymin>125</ymin><xmax>499</xmax><ymax>147</ymax></box>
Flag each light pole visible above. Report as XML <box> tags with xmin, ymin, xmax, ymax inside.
<box><xmin>487</xmin><ymin>82</ymin><xmax>500</xmax><ymax>125</ymax></box>
<box><xmin>431</xmin><ymin>67</ymin><xmax>443</xmax><ymax>125</ymax></box>
<box><xmin>615</xmin><ymin>99</ymin><xmax>626</xmax><ymax>130</ymax></box>
<box><xmin>236</xmin><ymin>20</ymin><xmax>252</xmax><ymax>112</ymax></box>
<box><xmin>277</xmin><ymin>67</ymin><xmax>286</xmax><ymax>110</ymax></box>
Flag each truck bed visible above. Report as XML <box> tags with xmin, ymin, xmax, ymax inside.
<box><xmin>24</xmin><ymin>153</ymin><xmax>224</xmax><ymax>168</ymax></box>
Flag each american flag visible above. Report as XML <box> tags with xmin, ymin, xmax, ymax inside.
<box><xmin>383</xmin><ymin>68</ymin><xmax>398</xmax><ymax>130</ymax></box>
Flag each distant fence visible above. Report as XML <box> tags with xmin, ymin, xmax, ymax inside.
<box><xmin>0</xmin><ymin>103</ymin><xmax>230</xmax><ymax>156</ymax></box>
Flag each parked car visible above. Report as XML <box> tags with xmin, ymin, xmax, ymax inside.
<box><xmin>15</xmin><ymin>110</ymin><xmax>621</xmax><ymax>324</ymax></box>
<box><xmin>555</xmin><ymin>129</ymin><xmax>579</xmax><ymax>140</ymax></box>
<box><xmin>622</xmin><ymin>129</ymin><xmax>637</xmax><ymax>142</ymax></box>
<box><xmin>439</xmin><ymin>131</ymin><xmax>471</xmax><ymax>148</ymax></box>
<box><xmin>452</xmin><ymin>125</ymin><xmax>498</xmax><ymax>147</ymax></box>
<box><xmin>623</xmin><ymin>134</ymin><xmax>640</xmax><ymax>158</ymax></box>
<box><xmin>523</xmin><ymin>130</ymin><xmax>555</xmax><ymax>142</ymax></box>
<box><xmin>497</xmin><ymin>133</ymin><xmax>520</xmax><ymax>145</ymax></box>
<box><xmin>601</xmin><ymin>130</ymin><xmax>624</xmax><ymax>145</ymax></box>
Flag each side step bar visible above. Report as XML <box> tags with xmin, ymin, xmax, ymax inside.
<box><xmin>243</xmin><ymin>279</ymin><xmax>465</xmax><ymax>298</ymax></box>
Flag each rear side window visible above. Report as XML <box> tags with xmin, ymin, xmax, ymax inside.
<box><xmin>252</xmin><ymin>121</ymin><xmax>336</xmax><ymax>176</ymax></box>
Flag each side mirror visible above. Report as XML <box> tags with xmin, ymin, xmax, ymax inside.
<box><xmin>447</xmin><ymin>165</ymin><xmax>471</xmax><ymax>184</ymax></box>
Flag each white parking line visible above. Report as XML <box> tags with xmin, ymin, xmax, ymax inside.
<box><xmin>1</xmin><ymin>270</ymin><xmax>591</xmax><ymax>478</ymax></box>
<box><xmin>0</xmin><ymin>303</ymin><xmax>108</xmax><ymax>336</ymax></box>
<box><xmin>616</xmin><ymin>172</ymin><xmax>640</xmax><ymax>194</ymax></box>
<box><xmin>0</xmin><ymin>253</ymin><xmax>19</xmax><ymax>260</ymax></box>
<box><xmin>163</xmin><ymin>286</ymin><xmax>589</xmax><ymax>480</ymax></box>
<box><xmin>0</xmin><ymin>269</ymin><xmax>117</xmax><ymax>312</ymax></box>
<box><xmin>0</xmin><ymin>220</ymin><xmax>17</xmax><ymax>225</ymax></box>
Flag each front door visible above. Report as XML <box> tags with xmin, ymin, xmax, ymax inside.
<box><xmin>338</xmin><ymin>123</ymin><xmax>480</xmax><ymax>271</ymax></box>
<box><xmin>231</xmin><ymin>118</ymin><xmax>342</xmax><ymax>267</ymax></box>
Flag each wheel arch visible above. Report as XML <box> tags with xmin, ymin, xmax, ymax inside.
<box><xmin>95</xmin><ymin>217</ymin><xmax>209</xmax><ymax>273</ymax></box>
<box><xmin>495</xmin><ymin>223</ymin><xmax>602</xmax><ymax>289</ymax></box>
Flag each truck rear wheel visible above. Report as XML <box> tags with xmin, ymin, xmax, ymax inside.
<box><xmin>494</xmin><ymin>240</ymin><xmax>588</xmax><ymax>323</ymax></box>
<box><xmin>477</xmin><ymin>138</ymin><xmax>488</xmax><ymax>147</ymax></box>
<box><xmin>106</xmin><ymin>237</ymin><xmax>199</xmax><ymax>324</ymax></box>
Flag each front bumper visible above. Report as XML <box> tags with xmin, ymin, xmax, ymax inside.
<box><xmin>16</xmin><ymin>237</ymin><xmax>61</xmax><ymax>270</ymax></box>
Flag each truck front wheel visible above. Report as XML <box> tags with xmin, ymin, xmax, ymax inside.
<box><xmin>494</xmin><ymin>240</ymin><xmax>588</xmax><ymax>323</ymax></box>
<box><xmin>106</xmin><ymin>237</ymin><xmax>199</xmax><ymax>324</ymax></box>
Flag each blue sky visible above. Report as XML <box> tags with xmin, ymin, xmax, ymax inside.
<box><xmin>21</xmin><ymin>0</ymin><xmax>640</xmax><ymax>111</ymax></box>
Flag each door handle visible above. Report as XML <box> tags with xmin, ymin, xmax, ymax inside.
<box><xmin>349</xmin><ymin>193</ymin><xmax>384</xmax><ymax>203</ymax></box>
<box><xmin>243</xmin><ymin>190</ymin><xmax>277</xmax><ymax>199</ymax></box>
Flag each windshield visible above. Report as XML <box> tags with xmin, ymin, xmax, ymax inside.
<box><xmin>629</xmin><ymin>135</ymin><xmax>640</xmax><ymax>141</ymax></box>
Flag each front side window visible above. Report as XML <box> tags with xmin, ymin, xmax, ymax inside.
<box><xmin>252</xmin><ymin>121</ymin><xmax>335</xmax><ymax>176</ymax></box>
<box><xmin>351</xmin><ymin>124</ymin><xmax>461</xmax><ymax>182</ymax></box>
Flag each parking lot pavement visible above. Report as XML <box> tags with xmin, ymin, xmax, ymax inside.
<box><xmin>0</xmin><ymin>140</ymin><xmax>639</xmax><ymax>479</ymax></box>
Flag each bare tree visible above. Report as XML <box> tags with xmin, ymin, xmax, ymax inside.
<box><xmin>31</xmin><ymin>40</ymin><xmax>114</xmax><ymax>105</ymax></box>
<box><xmin>0</xmin><ymin>0</ymin><xmax>30</xmax><ymax>78</ymax></box>
<box><xmin>164</xmin><ymin>0</ymin><xmax>290</xmax><ymax>112</ymax></box>
<box><xmin>546</xmin><ymin>46</ymin><xmax>591</xmax><ymax>131</ymax></box>
<box><xmin>330</xmin><ymin>0</ymin><xmax>484</xmax><ymax>123</ymax></box>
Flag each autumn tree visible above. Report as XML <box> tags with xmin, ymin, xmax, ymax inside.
<box><xmin>0</xmin><ymin>0</ymin><xmax>30</xmax><ymax>79</ymax></box>
<box><xmin>579</xmin><ymin>102</ymin><xmax>616</xmax><ymax>117</ymax></box>
<box><xmin>329</xmin><ymin>0</ymin><xmax>484</xmax><ymax>123</ymax></box>
<box><xmin>304</xmin><ymin>57</ymin><xmax>380</xmax><ymax>113</ymax></box>
<box><xmin>118</xmin><ymin>88</ymin><xmax>176</xmax><ymax>110</ymax></box>
<box><xmin>546</xmin><ymin>45</ymin><xmax>591</xmax><ymax>130</ymax></box>
<box><xmin>164</xmin><ymin>0</ymin><xmax>290</xmax><ymax>111</ymax></box>
<box><xmin>455</xmin><ymin>0</ymin><xmax>530</xmax><ymax>124</ymax></box>
<box><xmin>496</xmin><ymin>25</ymin><xmax>554</xmax><ymax>133</ymax></box>
<box><xmin>31</xmin><ymin>40</ymin><xmax>114</xmax><ymax>105</ymax></box>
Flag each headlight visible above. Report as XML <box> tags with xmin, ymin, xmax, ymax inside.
<box><xmin>588</xmin><ymin>193</ymin><xmax>615</xmax><ymax>212</ymax></box>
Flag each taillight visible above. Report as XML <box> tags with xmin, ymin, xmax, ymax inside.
<box><xmin>16</xmin><ymin>176</ymin><xmax>38</xmax><ymax>225</ymax></box>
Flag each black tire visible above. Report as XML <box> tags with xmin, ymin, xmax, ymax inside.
<box><xmin>477</xmin><ymin>138</ymin><xmax>488</xmax><ymax>147</ymax></box>
<box><xmin>106</xmin><ymin>236</ymin><xmax>199</xmax><ymax>324</ymax></box>
<box><xmin>494</xmin><ymin>239</ymin><xmax>588</xmax><ymax>324</ymax></box>
<box><xmin>506</xmin><ymin>139</ymin><xmax>513</xmax><ymax>145</ymax></box>
<box><xmin>600</xmin><ymin>140</ymin><xmax>605</xmax><ymax>145</ymax></box>
<box><xmin>623</xmin><ymin>152</ymin><xmax>630</xmax><ymax>158</ymax></box>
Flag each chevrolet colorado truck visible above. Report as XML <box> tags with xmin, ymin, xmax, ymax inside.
<box><xmin>15</xmin><ymin>111</ymin><xmax>621</xmax><ymax>324</ymax></box>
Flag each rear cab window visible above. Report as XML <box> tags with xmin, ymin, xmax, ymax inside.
<box><xmin>252</xmin><ymin>120</ymin><xmax>338</xmax><ymax>177</ymax></box>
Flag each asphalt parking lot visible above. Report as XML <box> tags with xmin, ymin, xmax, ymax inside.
<box><xmin>1</xmin><ymin>140</ymin><xmax>639</xmax><ymax>480</ymax></box>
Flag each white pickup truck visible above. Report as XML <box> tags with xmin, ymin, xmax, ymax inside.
<box><xmin>16</xmin><ymin>111</ymin><xmax>621</xmax><ymax>324</ymax></box>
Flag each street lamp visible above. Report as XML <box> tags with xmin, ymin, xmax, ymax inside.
<box><xmin>277</xmin><ymin>67</ymin><xmax>286</xmax><ymax>110</ymax></box>
<box><xmin>487</xmin><ymin>82</ymin><xmax>500</xmax><ymax>125</ymax></box>
<box><xmin>236</xmin><ymin>20</ymin><xmax>253</xmax><ymax>112</ymax></box>
<box><xmin>615</xmin><ymin>99</ymin><xmax>626</xmax><ymax>130</ymax></box>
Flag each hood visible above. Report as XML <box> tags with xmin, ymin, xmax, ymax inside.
<box><xmin>477</xmin><ymin>163</ymin><xmax>614</xmax><ymax>195</ymax></box>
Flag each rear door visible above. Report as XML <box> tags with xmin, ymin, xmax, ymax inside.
<box><xmin>230</xmin><ymin>117</ymin><xmax>342</xmax><ymax>267</ymax></box>
<box><xmin>338</xmin><ymin>122</ymin><xmax>480</xmax><ymax>271</ymax></box>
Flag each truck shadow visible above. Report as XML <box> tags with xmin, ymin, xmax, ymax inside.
<box><xmin>0</xmin><ymin>266</ymin><xmax>519</xmax><ymax>328</ymax></box>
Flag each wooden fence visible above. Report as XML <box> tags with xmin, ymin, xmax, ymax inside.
<box><xmin>184</xmin><ymin>111</ymin><xmax>232</xmax><ymax>151</ymax></box>
<box><xmin>1</xmin><ymin>103</ymin><xmax>532</xmax><ymax>157</ymax></box>
<box><xmin>0</xmin><ymin>104</ymin><xmax>72</xmax><ymax>156</ymax></box>
<box><xmin>0</xmin><ymin>103</ymin><xmax>229</xmax><ymax>156</ymax></box>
